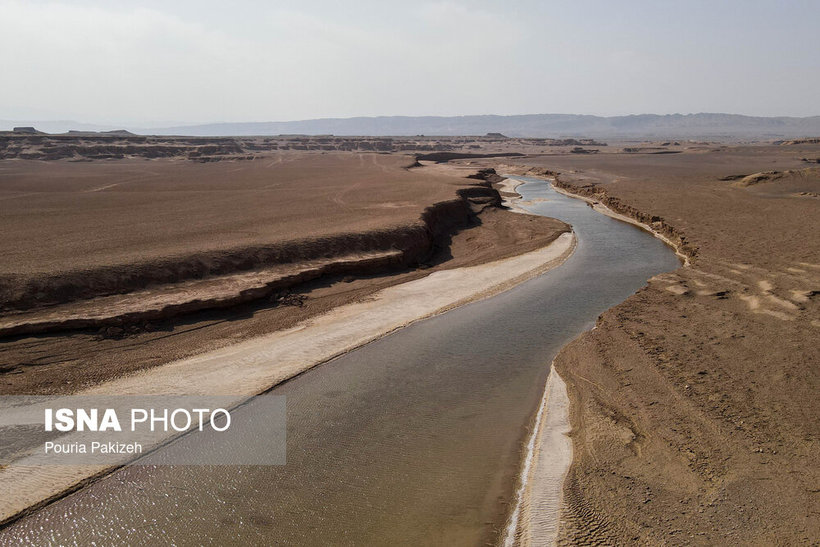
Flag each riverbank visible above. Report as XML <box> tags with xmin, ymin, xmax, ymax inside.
<box><xmin>496</xmin><ymin>177</ymin><xmax>575</xmax><ymax>547</ymax></box>
<box><xmin>499</xmin><ymin>174</ymin><xmax>685</xmax><ymax>546</ymax></box>
<box><xmin>550</xmin><ymin>182</ymin><xmax>690</xmax><ymax>266</ymax></box>
<box><xmin>502</xmin><ymin>365</ymin><xmax>572</xmax><ymax>546</ymax></box>
<box><xmin>497</xmin><ymin>147</ymin><xmax>820</xmax><ymax>544</ymax></box>
<box><xmin>0</xmin><ymin>156</ymin><xmax>503</xmax><ymax>328</ymax></box>
<box><xmin>0</xmin><ymin>159</ymin><xmax>569</xmax><ymax>394</ymax></box>
<box><xmin>0</xmin><ymin>222</ymin><xmax>576</xmax><ymax>527</ymax></box>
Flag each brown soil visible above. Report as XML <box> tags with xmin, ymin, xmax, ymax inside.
<box><xmin>0</xmin><ymin>153</ymin><xmax>567</xmax><ymax>394</ymax></box>
<box><xmin>4</xmin><ymin>136</ymin><xmax>818</xmax><ymax>542</ymax></box>
<box><xmin>493</xmin><ymin>143</ymin><xmax>820</xmax><ymax>544</ymax></box>
<box><xmin>0</xmin><ymin>153</ymin><xmax>475</xmax><ymax>309</ymax></box>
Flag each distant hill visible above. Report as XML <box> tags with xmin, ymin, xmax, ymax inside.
<box><xmin>148</xmin><ymin>113</ymin><xmax>820</xmax><ymax>139</ymax></box>
<box><xmin>3</xmin><ymin>113</ymin><xmax>820</xmax><ymax>139</ymax></box>
<box><xmin>0</xmin><ymin>120</ymin><xmax>120</xmax><ymax>134</ymax></box>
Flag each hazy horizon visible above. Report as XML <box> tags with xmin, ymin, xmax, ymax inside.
<box><xmin>3</xmin><ymin>111</ymin><xmax>820</xmax><ymax>131</ymax></box>
<box><xmin>2</xmin><ymin>0</ymin><xmax>818</xmax><ymax>126</ymax></box>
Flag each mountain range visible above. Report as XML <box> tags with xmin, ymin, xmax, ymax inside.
<box><xmin>3</xmin><ymin>113</ymin><xmax>820</xmax><ymax>139</ymax></box>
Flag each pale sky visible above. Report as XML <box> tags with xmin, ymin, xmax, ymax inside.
<box><xmin>1</xmin><ymin>0</ymin><xmax>818</xmax><ymax>126</ymax></box>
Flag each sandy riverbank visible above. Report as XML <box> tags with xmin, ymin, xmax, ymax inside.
<box><xmin>503</xmin><ymin>365</ymin><xmax>572</xmax><ymax>546</ymax></box>
<box><xmin>499</xmin><ymin>173</ymin><xmax>685</xmax><ymax>546</ymax></box>
<box><xmin>0</xmin><ymin>149</ymin><xmax>577</xmax><ymax>526</ymax></box>
<box><xmin>494</xmin><ymin>145</ymin><xmax>820</xmax><ymax>544</ymax></box>
<box><xmin>493</xmin><ymin>176</ymin><xmax>575</xmax><ymax>546</ymax></box>
<box><xmin>549</xmin><ymin>183</ymin><xmax>690</xmax><ymax>266</ymax></box>
<box><xmin>0</xmin><ymin>225</ymin><xmax>576</xmax><ymax>526</ymax></box>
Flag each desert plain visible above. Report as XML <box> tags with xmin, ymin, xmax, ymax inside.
<box><xmin>0</xmin><ymin>131</ymin><xmax>818</xmax><ymax>544</ymax></box>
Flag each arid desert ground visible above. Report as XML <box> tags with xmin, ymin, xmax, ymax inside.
<box><xmin>492</xmin><ymin>142</ymin><xmax>820</xmax><ymax>544</ymax></box>
<box><xmin>1</xmin><ymin>132</ymin><xmax>818</xmax><ymax>543</ymax></box>
<box><xmin>0</xmin><ymin>134</ymin><xmax>568</xmax><ymax>393</ymax></box>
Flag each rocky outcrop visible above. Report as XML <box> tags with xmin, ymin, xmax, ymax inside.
<box><xmin>466</xmin><ymin>167</ymin><xmax>505</xmax><ymax>184</ymax></box>
<box><xmin>722</xmin><ymin>167</ymin><xmax>819</xmax><ymax>188</ymax></box>
<box><xmin>777</xmin><ymin>137</ymin><xmax>820</xmax><ymax>145</ymax></box>
<box><xmin>0</xmin><ymin>135</ymin><xmax>245</xmax><ymax>160</ymax></box>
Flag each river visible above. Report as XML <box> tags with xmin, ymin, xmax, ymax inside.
<box><xmin>0</xmin><ymin>178</ymin><xmax>680</xmax><ymax>545</ymax></box>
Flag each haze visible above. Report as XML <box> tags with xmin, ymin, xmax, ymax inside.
<box><xmin>1</xmin><ymin>0</ymin><xmax>818</xmax><ymax>126</ymax></box>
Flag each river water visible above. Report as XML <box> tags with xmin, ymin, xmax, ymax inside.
<box><xmin>0</xmin><ymin>178</ymin><xmax>680</xmax><ymax>545</ymax></box>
